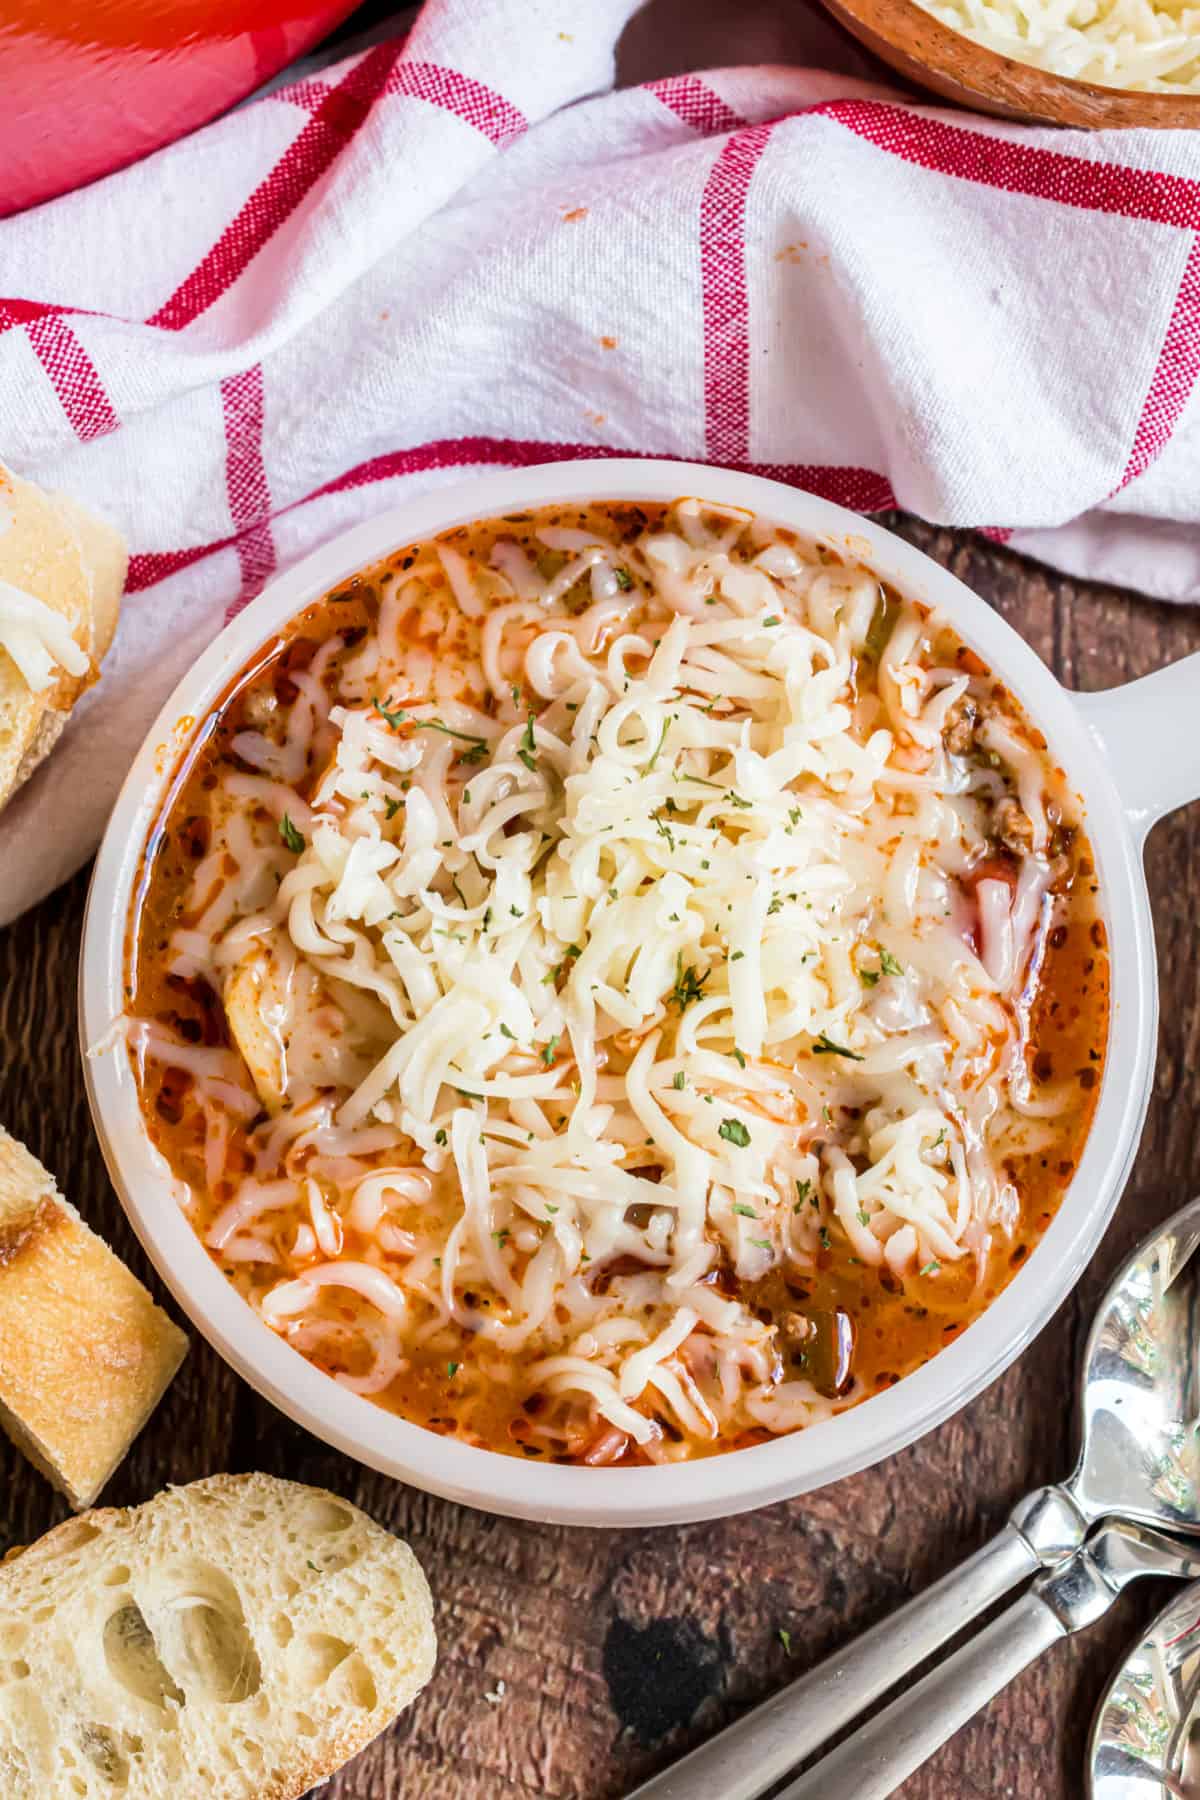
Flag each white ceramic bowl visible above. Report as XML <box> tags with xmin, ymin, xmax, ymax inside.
<box><xmin>80</xmin><ymin>460</ymin><xmax>1200</xmax><ymax>1527</ymax></box>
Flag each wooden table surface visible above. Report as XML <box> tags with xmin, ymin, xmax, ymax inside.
<box><xmin>2</xmin><ymin>519</ymin><xmax>1197</xmax><ymax>1800</ymax></box>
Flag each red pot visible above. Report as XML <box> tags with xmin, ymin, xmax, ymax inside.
<box><xmin>0</xmin><ymin>0</ymin><xmax>361</xmax><ymax>218</ymax></box>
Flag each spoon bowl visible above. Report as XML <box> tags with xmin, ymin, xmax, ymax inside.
<box><xmin>1090</xmin><ymin>1575</ymin><xmax>1200</xmax><ymax>1798</ymax></box>
<box><xmin>1071</xmin><ymin>1196</ymin><xmax>1200</xmax><ymax>1532</ymax></box>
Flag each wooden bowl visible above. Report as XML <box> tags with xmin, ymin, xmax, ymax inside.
<box><xmin>818</xmin><ymin>0</ymin><xmax>1200</xmax><ymax>127</ymax></box>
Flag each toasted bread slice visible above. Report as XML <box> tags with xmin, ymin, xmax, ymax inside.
<box><xmin>0</xmin><ymin>1473</ymin><xmax>437</xmax><ymax>1799</ymax></box>
<box><xmin>0</xmin><ymin>461</ymin><xmax>126</xmax><ymax>813</ymax></box>
<box><xmin>0</xmin><ymin>1127</ymin><xmax>187</xmax><ymax>1508</ymax></box>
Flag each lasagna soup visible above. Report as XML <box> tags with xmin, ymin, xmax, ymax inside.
<box><xmin>126</xmin><ymin>498</ymin><xmax>1108</xmax><ymax>1466</ymax></box>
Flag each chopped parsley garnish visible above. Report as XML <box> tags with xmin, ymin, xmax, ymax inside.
<box><xmin>669</xmin><ymin>954</ymin><xmax>709</xmax><ymax>1011</ymax></box>
<box><xmin>779</xmin><ymin>1628</ymin><xmax>793</xmax><ymax>1656</ymax></box>
<box><xmin>518</xmin><ymin>712</ymin><xmax>538</xmax><ymax>773</ymax></box>
<box><xmin>762</xmin><ymin>615</ymin><xmax>780</xmax><ymax>628</ymax></box>
<box><xmin>880</xmin><ymin>949</ymin><xmax>904</xmax><ymax>977</ymax></box>
<box><xmin>385</xmin><ymin>796</ymin><xmax>402</xmax><ymax>820</ymax></box>
<box><xmin>279</xmin><ymin>814</ymin><xmax>305</xmax><ymax>854</ymax></box>
<box><xmin>856</xmin><ymin>1207</ymin><xmax>871</xmax><ymax>1226</ymax></box>
<box><xmin>724</xmin><ymin>790</ymin><xmax>752</xmax><ymax>810</ymax></box>
<box><xmin>921</xmin><ymin>1260</ymin><xmax>941</xmax><ymax>1276</ymax></box>
<box><xmin>718</xmin><ymin>1118</ymin><xmax>751</xmax><ymax>1148</ymax></box>
<box><xmin>819</xmin><ymin>1226</ymin><xmax>832</xmax><ymax>1250</ymax></box>
<box><xmin>812</xmin><ymin>1032</ymin><xmax>865</xmax><ymax>1061</ymax></box>
<box><xmin>447</xmin><ymin>1362</ymin><xmax>460</xmax><ymax>1379</ymax></box>
<box><xmin>860</xmin><ymin>969</ymin><xmax>880</xmax><ymax>988</ymax></box>
<box><xmin>654</xmin><ymin>812</ymin><xmax>676</xmax><ymax>853</ymax></box>
<box><xmin>545</xmin><ymin>943</ymin><xmax>582</xmax><ymax>984</ymax></box>
<box><xmin>541</xmin><ymin>1035</ymin><xmax>560</xmax><ymax>1066</ymax></box>
<box><xmin>731</xmin><ymin>950</ymin><xmax>744</xmax><ymax>962</ymax></box>
<box><xmin>749</xmin><ymin>1237</ymin><xmax>771</xmax><ymax>1250</ymax></box>
<box><xmin>732</xmin><ymin>1202</ymin><xmax>758</xmax><ymax>1218</ymax></box>
<box><xmin>788</xmin><ymin>806</ymin><xmax>801</xmax><ymax>826</ymax></box>
<box><xmin>646</xmin><ymin>719</ymin><xmax>669</xmax><ymax>771</ymax></box>
<box><xmin>499</xmin><ymin>1023</ymin><xmax>516</xmax><ymax>1040</ymax></box>
<box><xmin>433</xmin><ymin>1128</ymin><xmax>448</xmax><ymax>1147</ymax></box>
<box><xmin>492</xmin><ymin>1229</ymin><xmax>510</xmax><ymax>1246</ymax></box>
<box><xmin>794</xmin><ymin>1178</ymin><xmax>814</xmax><ymax>1213</ymax></box>
<box><xmin>732</xmin><ymin>1048</ymin><xmax>746</xmax><ymax>1068</ymax></box>
<box><xmin>614</xmin><ymin>566</ymin><xmax>634</xmax><ymax>591</ymax></box>
<box><xmin>371</xmin><ymin>695</ymin><xmax>407</xmax><ymax>728</ymax></box>
<box><xmin>372</xmin><ymin>696</ymin><xmax>488</xmax><ymax>760</ymax></box>
<box><xmin>672</xmin><ymin>1071</ymin><xmax>686</xmax><ymax>1090</ymax></box>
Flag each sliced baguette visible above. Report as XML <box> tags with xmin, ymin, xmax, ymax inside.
<box><xmin>0</xmin><ymin>1473</ymin><xmax>437</xmax><ymax>1799</ymax></box>
<box><xmin>0</xmin><ymin>461</ymin><xmax>126</xmax><ymax>813</ymax></box>
<box><xmin>0</xmin><ymin>1127</ymin><xmax>187</xmax><ymax>1508</ymax></box>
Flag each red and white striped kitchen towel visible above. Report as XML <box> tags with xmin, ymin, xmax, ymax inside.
<box><xmin>2</xmin><ymin>0</ymin><xmax>1199</xmax><ymax>922</ymax></box>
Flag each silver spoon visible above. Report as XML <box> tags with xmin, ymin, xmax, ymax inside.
<box><xmin>777</xmin><ymin>1517</ymin><xmax>1200</xmax><ymax>1800</ymax></box>
<box><xmin>1090</xmin><ymin>1576</ymin><xmax>1200</xmax><ymax>1800</ymax></box>
<box><xmin>627</xmin><ymin>1193</ymin><xmax>1200</xmax><ymax>1800</ymax></box>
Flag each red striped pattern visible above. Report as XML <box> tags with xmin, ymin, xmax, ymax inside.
<box><xmin>125</xmin><ymin>436</ymin><xmax>897</xmax><ymax>593</ymax></box>
<box><xmin>1118</xmin><ymin>234</ymin><xmax>1200</xmax><ymax>490</ymax></box>
<box><xmin>25</xmin><ymin>314</ymin><xmax>118</xmax><ymax>442</ymax></box>
<box><xmin>815</xmin><ymin>99</ymin><xmax>1200</xmax><ymax>228</ymax></box>
<box><xmin>385</xmin><ymin>60</ymin><xmax>527</xmax><ymax>147</ymax></box>
<box><xmin>148</xmin><ymin>40</ymin><xmax>406</xmax><ymax>332</ymax></box>
<box><xmin>220</xmin><ymin>365</ymin><xmax>276</xmax><ymax>617</ymax></box>
<box><xmin>646</xmin><ymin>75</ymin><xmax>748</xmax><ymax>136</ymax></box>
<box><xmin>700</xmin><ymin>125</ymin><xmax>774</xmax><ymax>464</ymax></box>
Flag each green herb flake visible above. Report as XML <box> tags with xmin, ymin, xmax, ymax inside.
<box><xmin>860</xmin><ymin>968</ymin><xmax>880</xmax><ymax>988</ymax></box>
<box><xmin>794</xmin><ymin>1178</ymin><xmax>813</xmax><ymax>1214</ymax></box>
<box><xmin>646</xmin><ymin>719</ymin><xmax>669</xmax><ymax>771</ymax></box>
<box><xmin>499</xmin><ymin>1023</ymin><xmax>516</xmax><ymax>1040</ymax></box>
<box><xmin>812</xmin><ymin>1032</ymin><xmax>865</xmax><ymax>1061</ymax></box>
<box><xmin>921</xmin><ymin>1260</ymin><xmax>941</xmax><ymax>1276</ymax></box>
<box><xmin>856</xmin><ymin>1207</ymin><xmax>871</xmax><ymax>1227</ymax></box>
<box><xmin>434</xmin><ymin>1128</ymin><xmax>448</xmax><ymax>1147</ymax></box>
<box><xmin>880</xmin><ymin>949</ymin><xmax>904</xmax><ymax>977</ymax></box>
<box><xmin>672</xmin><ymin>1071</ymin><xmax>686</xmax><ymax>1091</ymax></box>
<box><xmin>385</xmin><ymin>796</ymin><xmax>403</xmax><ymax>821</ymax></box>
<box><xmin>719</xmin><ymin>1118</ymin><xmax>751</xmax><ymax>1148</ymax></box>
<box><xmin>541</xmin><ymin>1035</ymin><xmax>560</xmax><ymax>1066</ymax></box>
<box><xmin>762</xmin><ymin>615</ymin><xmax>781</xmax><ymax>628</ymax></box>
<box><xmin>614</xmin><ymin>566</ymin><xmax>634</xmax><ymax>591</ymax></box>
<box><xmin>447</xmin><ymin>1362</ymin><xmax>460</xmax><ymax>1379</ymax></box>
<box><xmin>819</xmin><ymin>1226</ymin><xmax>832</xmax><ymax>1250</ymax></box>
<box><xmin>669</xmin><ymin>954</ymin><xmax>709</xmax><ymax>1012</ymax></box>
<box><xmin>279</xmin><ymin>814</ymin><xmax>305</xmax><ymax>854</ymax></box>
<box><xmin>733</xmin><ymin>1202</ymin><xmax>758</xmax><ymax>1218</ymax></box>
<box><xmin>779</xmin><ymin>1628</ymin><xmax>793</xmax><ymax>1656</ymax></box>
<box><xmin>732</xmin><ymin>1048</ymin><xmax>746</xmax><ymax>1069</ymax></box>
<box><xmin>749</xmin><ymin>1237</ymin><xmax>771</xmax><ymax>1250</ymax></box>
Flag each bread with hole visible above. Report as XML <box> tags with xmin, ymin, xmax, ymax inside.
<box><xmin>0</xmin><ymin>1126</ymin><xmax>187</xmax><ymax>1508</ymax></box>
<box><xmin>0</xmin><ymin>460</ymin><xmax>125</xmax><ymax>814</ymax></box>
<box><xmin>0</xmin><ymin>1472</ymin><xmax>437</xmax><ymax>1799</ymax></box>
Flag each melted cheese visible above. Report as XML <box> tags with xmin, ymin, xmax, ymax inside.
<box><xmin>126</xmin><ymin>501</ymin><xmax>1093</xmax><ymax>1460</ymax></box>
<box><xmin>0</xmin><ymin>578</ymin><xmax>88</xmax><ymax>692</ymax></box>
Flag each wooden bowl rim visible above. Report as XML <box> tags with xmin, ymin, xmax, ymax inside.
<box><xmin>821</xmin><ymin>0</ymin><xmax>1200</xmax><ymax>128</ymax></box>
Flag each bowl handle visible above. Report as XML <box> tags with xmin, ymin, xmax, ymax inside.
<box><xmin>1073</xmin><ymin>652</ymin><xmax>1200</xmax><ymax>841</ymax></box>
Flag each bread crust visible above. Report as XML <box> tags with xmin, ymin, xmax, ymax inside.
<box><xmin>0</xmin><ymin>1127</ymin><xmax>187</xmax><ymax>1508</ymax></box>
<box><xmin>0</xmin><ymin>461</ymin><xmax>126</xmax><ymax>815</ymax></box>
<box><xmin>0</xmin><ymin>1472</ymin><xmax>437</xmax><ymax>1800</ymax></box>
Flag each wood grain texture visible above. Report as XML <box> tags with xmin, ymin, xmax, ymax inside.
<box><xmin>811</xmin><ymin>0</ymin><xmax>1200</xmax><ymax>129</ymax></box>
<box><xmin>0</xmin><ymin>523</ymin><xmax>1197</xmax><ymax>1800</ymax></box>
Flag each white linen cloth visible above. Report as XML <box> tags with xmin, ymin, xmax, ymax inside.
<box><xmin>2</xmin><ymin>0</ymin><xmax>1199</xmax><ymax>923</ymax></box>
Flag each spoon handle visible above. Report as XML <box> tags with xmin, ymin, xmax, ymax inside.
<box><xmin>623</xmin><ymin>1522</ymin><xmax>1042</xmax><ymax>1800</ymax></box>
<box><xmin>774</xmin><ymin>1588</ymin><xmax>1066</xmax><ymax>1800</ymax></box>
